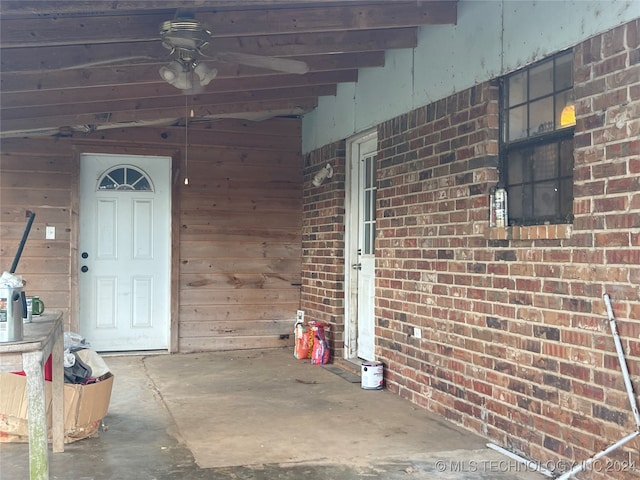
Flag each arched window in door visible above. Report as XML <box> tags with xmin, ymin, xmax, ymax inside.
<box><xmin>97</xmin><ymin>165</ymin><xmax>153</xmax><ymax>191</ymax></box>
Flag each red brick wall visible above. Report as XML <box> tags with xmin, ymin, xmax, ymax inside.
<box><xmin>301</xmin><ymin>141</ymin><xmax>346</xmax><ymax>353</ymax></box>
<box><xmin>301</xmin><ymin>18</ymin><xmax>640</xmax><ymax>478</ymax></box>
<box><xmin>376</xmin><ymin>80</ymin><xmax>504</xmax><ymax>426</ymax></box>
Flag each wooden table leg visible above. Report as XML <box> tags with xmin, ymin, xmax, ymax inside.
<box><xmin>51</xmin><ymin>322</ymin><xmax>64</xmax><ymax>453</ymax></box>
<box><xmin>23</xmin><ymin>350</ymin><xmax>49</xmax><ymax>480</ymax></box>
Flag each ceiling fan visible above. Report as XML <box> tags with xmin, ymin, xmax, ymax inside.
<box><xmin>58</xmin><ymin>12</ymin><xmax>310</xmax><ymax>93</ymax></box>
<box><xmin>157</xmin><ymin>15</ymin><xmax>309</xmax><ymax>92</ymax></box>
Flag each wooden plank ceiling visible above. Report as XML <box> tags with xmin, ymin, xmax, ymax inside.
<box><xmin>0</xmin><ymin>1</ymin><xmax>457</xmax><ymax>138</ymax></box>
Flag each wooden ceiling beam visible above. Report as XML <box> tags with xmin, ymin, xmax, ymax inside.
<box><xmin>0</xmin><ymin>1</ymin><xmax>377</xmax><ymax>17</ymax></box>
<box><xmin>0</xmin><ymin>52</ymin><xmax>383</xmax><ymax>93</ymax></box>
<box><xmin>0</xmin><ymin>2</ymin><xmax>456</xmax><ymax>47</ymax></box>
<box><xmin>1</xmin><ymin>71</ymin><xmax>358</xmax><ymax>109</ymax></box>
<box><xmin>1</xmin><ymin>85</ymin><xmax>336</xmax><ymax>121</ymax></box>
<box><xmin>81</xmin><ymin>124</ymin><xmax>302</xmax><ymax>150</ymax></box>
<box><xmin>1</xmin><ymin>28</ymin><xmax>415</xmax><ymax>72</ymax></box>
<box><xmin>0</xmin><ymin>98</ymin><xmax>319</xmax><ymax>135</ymax></box>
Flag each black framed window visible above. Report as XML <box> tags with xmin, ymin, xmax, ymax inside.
<box><xmin>500</xmin><ymin>50</ymin><xmax>575</xmax><ymax>226</ymax></box>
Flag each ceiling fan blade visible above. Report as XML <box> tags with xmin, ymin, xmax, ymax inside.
<box><xmin>60</xmin><ymin>55</ymin><xmax>157</xmax><ymax>70</ymax></box>
<box><xmin>214</xmin><ymin>51</ymin><xmax>309</xmax><ymax>74</ymax></box>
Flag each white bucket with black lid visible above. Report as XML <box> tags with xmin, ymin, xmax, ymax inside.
<box><xmin>361</xmin><ymin>361</ymin><xmax>383</xmax><ymax>390</ymax></box>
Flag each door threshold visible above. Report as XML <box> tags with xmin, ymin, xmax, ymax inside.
<box><xmin>334</xmin><ymin>357</ymin><xmax>364</xmax><ymax>377</ymax></box>
<box><xmin>99</xmin><ymin>350</ymin><xmax>169</xmax><ymax>357</ymax></box>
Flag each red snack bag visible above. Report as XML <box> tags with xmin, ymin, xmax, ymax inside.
<box><xmin>311</xmin><ymin>323</ymin><xmax>330</xmax><ymax>365</ymax></box>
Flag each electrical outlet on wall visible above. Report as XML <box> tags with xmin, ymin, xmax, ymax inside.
<box><xmin>296</xmin><ymin>310</ymin><xmax>304</xmax><ymax>324</ymax></box>
<box><xmin>45</xmin><ymin>226</ymin><xmax>56</xmax><ymax>240</ymax></box>
<box><xmin>413</xmin><ymin>327</ymin><xmax>422</xmax><ymax>339</ymax></box>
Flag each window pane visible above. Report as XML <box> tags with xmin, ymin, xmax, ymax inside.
<box><xmin>370</xmin><ymin>222</ymin><xmax>376</xmax><ymax>252</ymax></box>
<box><xmin>560</xmin><ymin>178</ymin><xmax>573</xmax><ymax>220</ymax></box>
<box><xmin>509</xmin><ymin>105</ymin><xmax>528</xmax><ymax>141</ymax></box>
<box><xmin>508</xmin><ymin>71</ymin><xmax>527</xmax><ymax>106</ymax></box>
<box><xmin>365</xmin><ymin>156</ymin><xmax>372</xmax><ymax>188</ymax></box>
<box><xmin>371</xmin><ymin>156</ymin><xmax>377</xmax><ymax>188</ymax></box>
<box><xmin>556</xmin><ymin>90</ymin><xmax>576</xmax><ymax>128</ymax></box>
<box><xmin>509</xmin><ymin>185</ymin><xmax>523</xmax><ymax>219</ymax></box>
<box><xmin>560</xmin><ymin>139</ymin><xmax>574</xmax><ymax>177</ymax></box>
<box><xmin>523</xmin><ymin>183</ymin><xmax>534</xmax><ymax>219</ymax></box>
<box><xmin>533</xmin><ymin>181</ymin><xmax>558</xmax><ymax>217</ymax></box>
<box><xmin>555</xmin><ymin>52</ymin><xmax>573</xmax><ymax>90</ymax></box>
<box><xmin>110</xmin><ymin>168</ymin><xmax>125</xmax><ymax>185</ymax></box>
<box><xmin>371</xmin><ymin>190</ymin><xmax>376</xmax><ymax>222</ymax></box>
<box><xmin>126</xmin><ymin>168</ymin><xmax>142</xmax><ymax>185</ymax></box>
<box><xmin>530</xmin><ymin>60</ymin><xmax>554</xmax><ymax>100</ymax></box>
<box><xmin>530</xmin><ymin>97</ymin><xmax>554</xmax><ymax>136</ymax></box>
<box><xmin>364</xmin><ymin>224</ymin><xmax>371</xmax><ymax>254</ymax></box>
<box><xmin>365</xmin><ymin>190</ymin><xmax>371</xmax><ymax>221</ymax></box>
<box><xmin>133</xmin><ymin>177</ymin><xmax>152</xmax><ymax>191</ymax></box>
<box><xmin>533</xmin><ymin>143</ymin><xmax>557</xmax><ymax>181</ymax></box>
<box><xmin>99</xmin><ymin>177</ymin><xmax>118</xmax><ymax>190</ymax></box>
<box><xmin>508</xmin><ymin>149</ymin><xmax>526</xmax><ymax>185</ymax></box>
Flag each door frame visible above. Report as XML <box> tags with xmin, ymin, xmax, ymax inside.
<box><xmin>344</xmin><ymin>128</ymin><xmax>378</xmax><ymax>361</ymax></box>
<box><xmin>70</xmin><ymin>144</ymin><xmax>182</xmax><ymax>352</ymax></box>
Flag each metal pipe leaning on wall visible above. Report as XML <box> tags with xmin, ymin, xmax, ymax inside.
<box><xmin>555</xmin><ymin>431</ymin><xmax>639</xmax><ymax>480</ymax></box>
<box><xmin>486</xmin><ymin>443</ymin><xmax>554</xmax><ymax>477</ymax></box>
<box><xmin>604</xmin><ymin>294</ymin><xmax>640</xmax><ymax>428</ymax></box>
<box><xmin>9</xmin><ymin>211</ymin><xmax>36</xmax><ymax>274</ymax></box>
<box><xmin>488</xmin><ymin>293</ymin><xmax>640</xmax><ymax>480</ymax></box>
<box><xmin>555</xmin><ymin>294</ymin><xmax>640</xmax><ymax>480</ymax></box>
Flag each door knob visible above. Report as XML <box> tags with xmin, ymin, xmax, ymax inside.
<box><xmin>81</xmin><ymin>266</ymin><xmax>89</xmax><ymax>273</ymax></box>
<box><xmin>352</xmin><ymin>263</ymin><xmax>362</xmax><ymax>270</ymax></box>
<box><xmin>81</xmin><ymin>252</ymin><xmax>89</xmax><ymax>259</ymax></box>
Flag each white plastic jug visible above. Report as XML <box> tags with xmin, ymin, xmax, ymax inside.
<box><xmin>0</xmin><ymin>286</ymin><xmax>24</xmax><ymax>342</ymax></box>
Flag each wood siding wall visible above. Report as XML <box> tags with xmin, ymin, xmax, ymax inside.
<box><xmin>301</xmin><ymin>18</ymin><xmax>640</xmax><ymax>479</ymax></box>
<box><xmin>0</xmin><ymin>140</ymin><xmax>74</xmax><ymax>317</ymax></box>
<box><xmin>0</xmin><ymin>118</ymin><xmax>302</xmax><ymax>352</ymax></box>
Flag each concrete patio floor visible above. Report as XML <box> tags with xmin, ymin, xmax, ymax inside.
<box><xmin>0</xmin><ymin>348</ymin><xmax>547</xmax><ymax>479</ymax></box>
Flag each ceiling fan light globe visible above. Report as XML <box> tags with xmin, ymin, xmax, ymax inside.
<box><xmin>201</xmin><ymin>69</ymin><xmax>217</xmax><ymax>86</ymax></box>
<box><xmin>194</xmin><ymin>63</ymin><xmax>217</xmax><ymax>86</ymax></box>
<box><xmin>159</xmin><ymin>60</ymin><xmax>185</xmax><ymax>82</ymax></box>
<box><xmin>159</xmin><ymin>65</ymin><xmax>177</xmax><ymax>82</ymax></box>
<box><xmin>173</xmin><ymin>73</ymin><xmax>193</xmax><ymax>91</ymax></box>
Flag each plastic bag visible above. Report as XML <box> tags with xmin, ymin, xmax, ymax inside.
<box><xmin>64</xmin><ymin>350</ymin><xmax>76</xmax><ymax>368</ymax></box>
<box><xmin>294</xmin><ymin>323</ymin><xmax>312</xmax><ymax>359</ymax></box>
<box><xmin>0</xmin><ymin>271</ymin><xmax>23</xmax><ymax>288</ymax></box>
<box><xmin>64</xmin><ymin>331</ymin><xmax>90</xmax><ymax>350</ymax></box>
<box><xmin>311</xmin><ymin>322</ymin><xmax>330</xmax><ymax>365</ymax></box>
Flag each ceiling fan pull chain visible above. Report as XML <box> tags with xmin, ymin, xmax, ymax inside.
<box><xmin>184</xmin><ymin>94</ymin><xmax>189</xmax><ymax>186</ymax></box>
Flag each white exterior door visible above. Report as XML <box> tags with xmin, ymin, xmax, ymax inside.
<box><xmin>346</xmin><ymin>132</ymin><xmax>377</xmax><ymax>361</ymax></box>
<box><xmin>79</xmin><ymin>153</ymin><xmax>171</xmax><ymax>351</ymax></box>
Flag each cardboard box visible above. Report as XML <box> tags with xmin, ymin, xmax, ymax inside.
<box><xmin>0</xmin><ymin>372</ymin><xmax>114</xmax><ymax>443</ymax></box>
<box><xmin>0</xmin><ymin>373</ymin><xmax>52</xmax><ymax>440</ymax></box>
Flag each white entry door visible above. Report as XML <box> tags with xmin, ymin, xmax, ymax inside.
<box><xmin>79</xmin><ymin>153</ymin><xmax>171</xmax><ymax>351</ymax></box>
<box><xmin>346</xmin><ymin>132</ymin><xmax>378</xmax><ymax>361</ymax></box>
